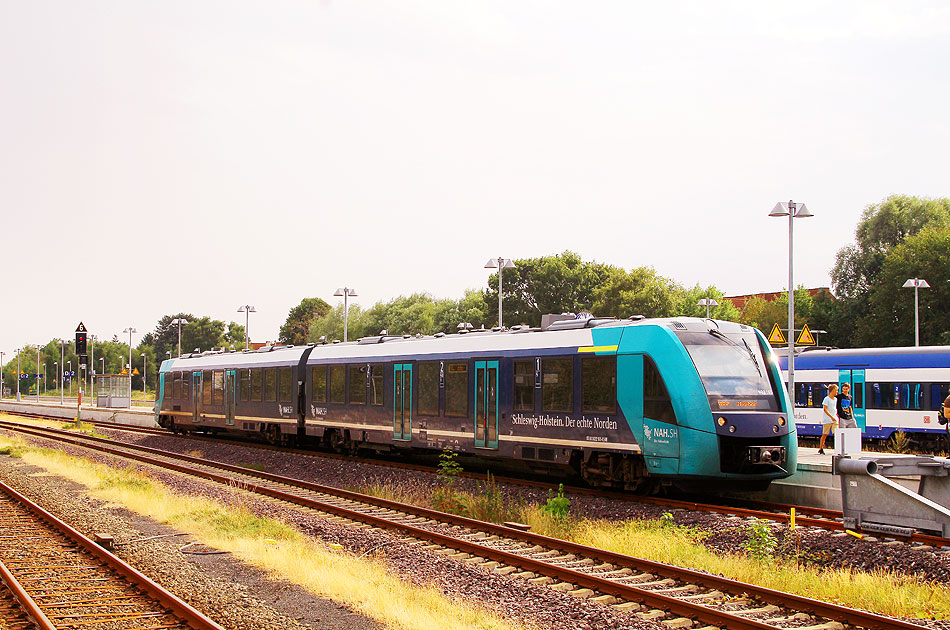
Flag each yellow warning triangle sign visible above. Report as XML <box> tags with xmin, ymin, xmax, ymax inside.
<box><xmin>120</xmin><ymin>368</ymin><xmax>128</xmax><ymax>375</ymax></box>
<box><xmin>796</xmin><ymin>323</ymin><xmax>816</xmax><ymax>346</ymax></box>
<box><xmin>132</xmin><ymin>368</ymin><xmax>140</xmax><ymax>375</ymax></box>
<box><xmin>768</xmin><ymin>323</ymin><xmax>786</xmax><ymax>345</ymax></box>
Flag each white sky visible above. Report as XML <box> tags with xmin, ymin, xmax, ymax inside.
<box><xmin>2</xmin><ymin>1</ymin><xmax>948</xmax><ymax>357</ymax></box>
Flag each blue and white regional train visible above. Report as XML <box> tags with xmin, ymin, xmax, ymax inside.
<box><xmin>780</xmin><ymin>346</ymin><xmax>950</xmax><ymax>449</ymax></box>
<box><xmin>155</xmin><ymin>316</ymin><xmax>796</xmax><ymax>491</ymax></box>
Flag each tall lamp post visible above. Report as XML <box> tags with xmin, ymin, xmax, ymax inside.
<box><xmin>769</xmin><ymin>200</ymin><xmax>813</xmax><ymax>405</ymax></box>
<box><xmin>59</xmin><ymin>339</ymin><xmax>66</xmax><ymax>405</ymax></box>
<box><xmin>0</xmin><ymin>351</ymin><xmax>4</xmax><ymax>400</ymax></box>
<box><xmin>236</xmin><ymin>307</ymin><xmax>255</xmax><ymax>350</ymax></box>
<box><xmin>697</xmin><ymin>298</ymin><xmax>719</xmax><ymax>319</ymax></box>
<box><xmin>67</xmin><ymin>360</ymin><xmax>72</xmax><ymax>397</ymax></box>
<box><xmin>170</xmin><ymin>317</ymin><xmax>187</xmax><ymax>357</ymax></box>
<box><xmin>902</xmin><ymin>278</ymin><xmax>930</xmax><ymax>347</ymax></box>
<box><xmin>35</xmin><ymin>345</ymin><xmax>40</xmax><ymax>403</ymax></box>
<box><xmin>15</xmin><ymin>349</ymin><xmax>20</xmax><ymax>401</ymax></box>
<box><xmin>333</xmin><ymin>288</ymin><xmax>358</xmax><ymax>342</ymax></box>
<box><xmin>484</xmin><ymin>257</ymin><xmax>516</xmax><ymax>328</ymax></box>
<box><xmin>89</xmin><ymin>335</ymin><xmax>96</xmax><ymax>397</ymax></box>
<box><xmin>123</xmin><ymin>327</ymin><xmax>136</xmax><ymax>375</ymax></box>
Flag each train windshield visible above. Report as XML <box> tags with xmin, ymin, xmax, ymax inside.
<box><xmin>677</xmin><ymin>330</ymin><xmax>780</xmax><ymax>411</ymax></box>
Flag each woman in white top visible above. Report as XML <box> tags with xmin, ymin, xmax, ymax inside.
<box><xmin>818</xmin><ymin>384</ymin><xmax>838</xmax><ymax>454</ymax></box>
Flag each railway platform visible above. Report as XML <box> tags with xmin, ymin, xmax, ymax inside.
<box><xmin>0</xmin><ymin>398</ymin><xmax>157</xmax><ymax>427</ymax></box>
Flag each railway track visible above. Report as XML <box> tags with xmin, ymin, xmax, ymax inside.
<box><xmin>0</xmin><ymin>476</ymin><xmax>224</xmax><ymax>630</ymax></box>
<box><xmin>0</xmin><ymin>419</ymin><xmax>931</xmax><ymax>630</ymax></box>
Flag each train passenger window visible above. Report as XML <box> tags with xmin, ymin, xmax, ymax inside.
<box><xmin>278</xmin><ymin>367</ymin><xmax>293</xmax><ymax>403</ymax></box>
<box><xmin>444</xmin><ymin>362</ymin><xmax>468</xmax><ymax>417</ymax></box>
<box><xmin>329</xmin><ymin>365</ymin><xmax>345</xmax><ymax>404</ymax></box>
<box><xmin>239</xmin><ymin>369</ymin><xmax>250</xmax><ymax>402</ymax></box>
<box><xmin>312</xmin><ymin>366</ymin><xmax>327</xmax><ymax>403</ymax></box>
<box><xmin>582</xmin><ymin>357</ymin><xmax>616</xmax><ymax>414</ymax></box>
<box><xmin>202</xmin><ymin>371</ymin><xmax>212</xmax><ymax>405</ymax></box>
<box><xmin>212</xmin><ymin>371</ymin><xmax>224</xmax><ymax>405</ymax></box>
<box><xmin>348</xmin><ymin>365</ymin><xmax>366</xmax><ymax>405</ymax></box>
<box><xmin>643</xmin><ymin>356</ymin><xmax>675</xmax><ymax>424</ymax></box>
<box><xmin>853</xmin><ymin>383</ymin><xmax>863</xmax><ymax>409</ymax></box>
<box><xmin>264</xmin><ymin>368</ymin><xmax>277</xmax><ymax>402</ymax></box>
<box><xmin>173</xmin><ymin>373</ymin><xmax>181</xmax><ymax>399</ymax></box>
<box><xmin>369</xmin><ymin>364</ymin><xmax>384</xmax><ymax>406</ymax></box>
<box><xmin>541</xmin><ymin>358</ymin><xmax>573</xmax><ymax>413</ymax></box>
<box><xmin>416</xmin><ymin>362</ymin><xmax>439</xmax><ymax>415</ymax></box>
<box><xmin>417</xmin><ymin>362</ymin><xmax>440</xmax><ymax>416</ymax></box>
<box><xmin>931</xmin><ymin>384</ymin><xmax>950</xmax><ymax>410</ymax></box>
<box><xmin>182</xmin><ymin>372</ymin><xmax>190</xmax><ymax>399</ymax></box>
<box><xmin>250</xmin><ymin>368</ymin><xmax>263</xmax><ymax>401</ymax></box>
<box><xmin>513</xmin><ymin>360</ymin><xmax>534</xmax><ymax>412</ymax></box>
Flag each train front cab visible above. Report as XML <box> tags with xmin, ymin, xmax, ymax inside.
<box><xmin>608</xmin><ymin>322</ymin><xmax>797</xmax><ymax>489</ymax></box>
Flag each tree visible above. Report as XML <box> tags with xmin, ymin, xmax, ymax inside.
<box><xmin>592</xmin><ymin>266</ymin><xmax>680</xmax><ymax>319</ymax></box>
<box><xmin>862</xmin><ymin>227</ymin><xmax>950</xmax><ymax>347</ymax></box>
<box><xmin>673</xmin><ymin>284</ymin><xmax>742</xmax><ymax>322</ymax></box>
<box><xmin>279</xmin><ymin>298</ymin><xmax>331</xmax><ymax>345</ymax></box>
<box><xmin>831</xmin><ymin>194</ymin><xmax>950</xmax><ymax>346</ymax></box>
<box><xmin>488</xmin><ymin>251</ymin><xmax>613</xmax><ymax>326</ymax></box>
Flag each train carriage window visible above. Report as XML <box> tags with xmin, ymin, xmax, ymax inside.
<box><xmin>931</xmin><ymin>384</ymin><xmax>950</xmax><ymax>411</ymax></box>
<box><xmin>250</xmin><ymin>368</ymin><xmax>263</xmax><ymax>401</ymax></box>
<box><xmin>263</xmin><ymin>368</ymin><xmax>277</xmax><ymax>402</ymax></box>
<box><xmin>239</xmin><ymin>369</ymin><xmax>250</xmax><ymax>402</ymax></box>
<box><xmin>202</xmin><ymin>371</ymin><xmax>212</xmax><ymax>405</ymax></box>
<box><xmin>582</xmin><ymin>357</ymin><xmax>616</xmax><ymax>414</ymax></box>
<box><xmin>417</xmin><ymin>362</ymin><xmax>440</xmax><ymax>416</ymax></box>
<box><xmin>329</xmin><ymin>365</ymin><xmax>345</xmax><ymax>404</ymax></box>
<box><xmin>445</xmin><ymin>362</ymin><xmax>468</xmax><ymax>417</ymax></box>
<box><xmin>541</xmin><ymin>358</ymin><xmax>573</xmax><ymax>413</ymax></box>
<box><xmin>182</xmin><ymin>372</ymin><xmax>190</xmax><ymax>399</ymax></box>
<box><xmin>853</xmin><ymin>383</ymin><xmax>863</xmax><ymax>409</ymax></box>
<box><xmin>212</xmin><ymin>371</ymin><xmax>224</xmax><ymax>405</ymax></box>
<box><xmin>348</xmin><ymin>365</ymin><xmax>366</xmax><ymax>405</ymax></box>
<box><xmin>643</xmin><ymin>356</ymin><xmax>676</xmax><ymax>424</ymax></box>
<box><xmin>173</xmin><ymin>372</ymin><xmax>181</xmax><ymax>399</ymax></box>
<box><xmin>513</xmin><ymin>360</ymin><xmax>534</xmax><ymax>412</ymax></box>
<box><xmin>312</xmin><ymin>366</ymin><xmax>327</xmax><ymax>403</ymax></box>
<box><xmin>278</xmin><ymin>367</ymin><xmax>293</xmax><ymax>403</ymax></box>
<box><xmin>369</xmin><ymin>364</ymin><xmax>384</xmax><ymax>406</ymax></box>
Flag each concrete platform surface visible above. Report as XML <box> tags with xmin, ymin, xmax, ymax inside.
<box><xmin>0</xmin><ymin>399</ymin><xmax>157</xmax><ymax>427</ymax></box>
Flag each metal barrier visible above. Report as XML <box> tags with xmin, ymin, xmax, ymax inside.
<box><xmin>835</xmin><ymin>455</ymin><xmax>950</xmax><ymax>536</ymax></box>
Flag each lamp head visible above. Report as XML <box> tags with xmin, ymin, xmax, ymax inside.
<box><xmin>903</xmin><ymin>278</ymin><xmax>930</xmax><ymax>289</ymax></box>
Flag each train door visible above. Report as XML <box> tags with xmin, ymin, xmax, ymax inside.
<box><xmin>225</xmin><ymin>369</ymin><xmax>236</xmax><ymax>426</ymax></box>
<box><xmin>394</xmin><ymin>364</ymin><xmax>412</xmax><ymax>441</ymax></box>
<box><xmin>838</xmin><ymin>368</ymin><xmax>866</xmax><ymax>431</ymax></box>
<box><xmin>475</xmin><ymin>361</ymin><xmax>499</xmax><ymax>449</ymax></box>
<box><xmin>191</xmin><ymin>371</ymin><xmax>201</xmax><ymax>423</ymax></box>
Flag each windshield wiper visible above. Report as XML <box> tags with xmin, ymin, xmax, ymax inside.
<box><xmin>708</xmin><ymin>330</ymin><xmax>763</xmax><ymax>377</ymax></box>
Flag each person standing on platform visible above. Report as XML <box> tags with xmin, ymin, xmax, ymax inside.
<box><xmin>837</xmin><ymin>383</ymin><xmax>856</xmax><ymax>429</ymax></box>
<box><xmin>819</xmin><ymin>384</ymin><xmax>838</xmax><ymax>455</ymax></box>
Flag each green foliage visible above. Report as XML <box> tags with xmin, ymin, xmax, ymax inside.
<box><xmin>432</xmin><ymin>448</ymin><xmax>466</xmax><ymax>514</ymax></box>
<box><xmin>743</xmin><ymin>518</ymin><xmax>778</xmax><ymax>562</ymax></box>
<box><xmin>462</xmin><ymin>472</ymin><xmax>506</xmax><ymax>523</ymax></box>
<box><xmin>888</xmin><ymin>430</ymin><xmax>912</xmax><ymax>454</ymax></box>
<box><xmin>831</xmin><ymin>194</ymin><xmax>950</xmax><ymax>347</ymax></box>
<box><xmin>541</xmin><ymin>483</ymin><xmax>570</xmax><ymax>520</ymax></box>
<box><xmin>279</xmin><ymin>297</ymin><xmax>331</xmax><ymax>345</ymax></box>
<box><xmin>660</xmin><ymin>511</ymin><xmax>675</xmax><ymax>527</ymax></box>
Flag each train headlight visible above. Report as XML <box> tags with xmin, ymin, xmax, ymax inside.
<box><xmin>728</xmin><ymin>425</ymin><xmax>736</xmax><ymax>433</ymax></box>
<box><xmin>717</xmin><ymin>417</ymin><xmax>727</xmax><ymax>427</ymax></box>
<box><xmin>772</xmin><ymin>425</ymin><xmax>780</xmax><ymax>433</ymax></box>
<box><xmin>777</xmin><ymin>416</ymin><xmax>786</xmax><ymax>426</ymax></box>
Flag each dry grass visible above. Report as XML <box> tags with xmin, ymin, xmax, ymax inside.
<box><xmin>0</xmin><ymin>436</ymin><xmax>526</xmax><ymax>630</ymax></box>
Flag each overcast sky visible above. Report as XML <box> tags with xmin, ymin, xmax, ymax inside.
<box><xmin>2</xmin><ymin>1</ymin><xmax>948</xmax><ymax>358</ymax></box>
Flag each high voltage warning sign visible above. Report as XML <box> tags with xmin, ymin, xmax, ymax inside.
<box><xmin>797</xmin><ymin>324</ymin><xmax>816</xmax><ymax>346</ymax></box>
<box><xmin>768</xmin><ymin>324</ymin><xmax>786</xmax><ymax>345</ymax></box>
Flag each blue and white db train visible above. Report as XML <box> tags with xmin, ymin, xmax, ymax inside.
<box><xmin>156</xmin><ymin>316</ymin><xmax>796</xmax><ymax>491</ymax></box>
<box><xmin>780</xmin><ymin>346</ymin><xmax>950</xmax><ymax>450</ymax></box>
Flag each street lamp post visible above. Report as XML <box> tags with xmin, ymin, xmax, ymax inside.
<box><xmin>333</xmin><ymin>289</ymin><xmax>358</xmax><ymax>342</ymax></box>
<box><xmin>236</xmin><ymin>307</ymin><xmax>255</xmax><ymax>350</ymax></box>
<box><xmin>902</xmin><ymin>278</ymin><xmax>930</xmax><ymax>347</ymax></box>
<box><xmin>59</xmin><ymin>340</ymin><xmax>66</xmax><ymax>405</ymax></box>
<box><xmin>53</xmin><ymin>362</ymin><xmax>57</xmax><ymax>400</ymax></box>
<box><xmin>89</xmin><ymin>334</ymin><xmax>96</xmax><ymax>397</ymax></box>
<box><xmin>36</xmin><ymin>345</ymin><xmax>40</xmax><ymax>403</ymax></box>
<box><xmin>769</xmin><ymin>200</ymin><xmax>813</xmax><ymax>405</ymax></box>
<box><xmin>15</xmin><ymin>349</ymin><xmax>20</xmax><ymax>401</ymax></box>
<box><xmin>484</xmin><ymin>257</ymin><xmax>516</xmax><ymax>328</ymax></box>
<box><xmin>697</xmin><ymin>298</ymin><xmax>719</xmax><ymax>319</ymax></box>
<box><xmin>123</xmin><ymin>327</ymin><xmax>136</xmax><ymax>376</ymax></box>
<box><xmin>0</xmin><ymin>351</ymin><xmax>4</xmax><ymax>400</ymax></box>
<box><xmin>142</xmin><ymin>353</ymin><xmax>147</xmax><ymax>397</ymax></box>
<box><xmin>67</xmin><ymin>360</ymin><xmax>72</xmax><ymax>397</ymax></box>
<box><xmin>170</xmin><ymin>318</ymin><xmax>187</xmax><ymax>357</ymax></box>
